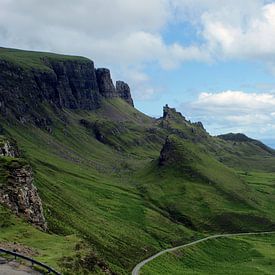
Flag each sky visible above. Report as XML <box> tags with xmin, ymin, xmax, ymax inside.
<box><xmin>1</xmin><ymin>0</ymin><xmax>275</xmax><ymax>146</ymax></box>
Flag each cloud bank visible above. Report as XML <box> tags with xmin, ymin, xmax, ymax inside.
<box><xmin>181</xmin><ymin>90</ymin><xmax>275</xmax><ymax>140</ymax></box>
<box><xmin>2</xmin><ymin>0</ymin><xmax>275</xmax><ymax>99</ymax></box>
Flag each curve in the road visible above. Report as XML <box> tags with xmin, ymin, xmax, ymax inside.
<box><xmin>132</xmin><ymin>231</ymin><xmax>275</xmax><ymax>275</ymax></box>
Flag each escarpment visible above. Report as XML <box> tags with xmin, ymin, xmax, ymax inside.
<box><xmin>0</xmin><ymin>49</ymin><xmax>134</xmax><ymax>126</ymax></box>
<box><xmin>116</xmin><ymin>81</ymin><xmax>134</xmax><ymax>107</ymax></box>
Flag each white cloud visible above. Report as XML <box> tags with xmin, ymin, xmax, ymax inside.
<box><xmin>169</xmin><ymin>1</ymin><xmax>275</xmax><ymax>70</ymax></box>
<box><xmin>0</xmin><ymin>0</ymin><xmax>210</xmax><ymax>100</ymax></box>
<box><xmin>1</xmin><ymin>0</ymin><xmax>275</xmax><ymax>68</ymax></box>
<box><xmin>181</xmin><ymin>90</ymin><xmax>275</xmax><ymax>139</ymax></box>
<box><xmin>0</xmin><ymin>0</ymin><xmax>209</xmax><ymax>68</ymax></box>
<box><xmin>115</xmin><ymin>68</ymin><xmax>161</xmax><ymax>100</ymax></box>
<box><xmin>2</xmin><ymin>0</ymin><xmax>275</xmax><ymax>101</ymax></box>
<box><xmin>200</xmin><ymin>2</ymin><xmax>275</xmax><ymax>67</ymax></box>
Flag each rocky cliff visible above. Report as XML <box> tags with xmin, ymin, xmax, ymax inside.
<box><xmin>0</xmin><ymin>136</ymin><xmax>47</xmax><ymax>230</ymax></box>
<box><xmin>0</xmin><ymin>49</ymin><xmax>134</xmax><ymax>126</ymax></box>
<box><xmin>116</xmin><ymin>81</ymin><xmax>134</xmax><ymax>107</ymax></box>
<box><xmin>0</xmin><ymin>162</ymin><xmax>47</xmax><ymax>230</ymax></box>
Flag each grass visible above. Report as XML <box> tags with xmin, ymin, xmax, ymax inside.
<box><xmin>1</xmin><ymin>98</ymin><xmax>275</xmax><ymax>273</ymax></box>
<box><xmin>1</xmin><ymin>99</ymin><xmax>275</xmax><ymax>273</ymax></box>
<box><xmin>138</xmin><ymin>136</ymin><xmax>275</xmax><ymax>233</ymax></box>
<box><xmin>1</xmin><ymin>48</ymin><xmax>275</xmax><ymax>273</ymax></box>
<box><xmin>0</xmin><ymin>205</ymin><xmax>79</xmax><ymax>269</ymax></box>
<box><xmin>0</xmin><ymin>47</ymin><xmax>90</xmax><ymax>71</ymax></box>
<box><xmin>0</xmin><ymin>100</ymin><xmax>197</xmax><ymax>273</ymax></box>
<box><xmin>141</xmin><ymin>234</ymin><xmax>275</xmax><ymax>275</ymax></box>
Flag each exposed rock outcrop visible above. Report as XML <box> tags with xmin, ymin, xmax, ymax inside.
<box><xmin>116</xmin><ymin>81</ymin><xmax>134</xmax><ymax>107</ymax></box>
<box><xmin>0</xmin><ymin>52</ymin><xmax>134</xmax><ymax>126</ymax></box>
<box><xmin>95</xmin><ymin>68</ymin><xmax>116</xmax><ymax>98</ymax></box>
<box><xmin>193</xmin><ymin>121</ymin><xmax>205</xmax><ymax>130</ymax></box>
<box><xmin>95</xmin><ymin>69</ymin><xmax>134</xmax><ymax>105</ymax></box>
<box><xmin>0</xmin><ymin>164</ymin><xmax>47</xmax><ymax>230</ymax></box>
<box><xmin>0</xmin><ymin>139</ymin><xmax>19</xmax><ymax>157</ymax></box>
<box><xmin>163</xmin><ymin>104</ymin><xmax>185</xmax><ymax>121</ymax></box>
<box><xmin>0</xmin><ymin>58</ymin><xmax>101</xmax><ymax>126</ymax></box>
<box><xmin>159</xmin><ymin>136</ymin><xmax>178</xmax><ymax>166</ymax></box>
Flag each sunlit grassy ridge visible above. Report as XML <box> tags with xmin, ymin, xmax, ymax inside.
<box><xmin>0</xmin><ymin>47</ymin><xmax>89</xmax><ymax>71</ymax></box>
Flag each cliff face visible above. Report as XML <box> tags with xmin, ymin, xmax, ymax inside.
<box><xmin>0</xmin><ymin>163</ymin><xmax>47</xmax><ymax>230</ymax></box>
<box><xmin>116</xmin><ymin>81</ymin><xmax>134</xmax><ymax>107</ymax></box>
<box><xmin>0</xmin><ymin>54</ymin><xmax>134</xmax><ymax>126</ymax></box>
<box><xmin>0</xmin><ymin>136</ymin><xmax>47</xmax><ymax>230</ymax></box>
<box><xmin>96</xmin><ymin>68</ymin><xmax>116</xmax><ymax>98</ymax></box>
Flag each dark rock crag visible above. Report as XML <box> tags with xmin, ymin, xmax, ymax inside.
<box><xmin>0</xmin><ymin>57</ymin><xmax>134</xmax><ymax>126</ymax></box>
<box><xmin>0</xmin><ymin>164</ymin><xmax>47</xmax><ymax>230</ymax></box>
<box><xmin>163</xmin><ymin>104</ymin><xmax>185</xmax><ymax>121</ymax></box>
<box><xmin>95</xmin><ymin>68</ymin><xmax>116</xmax><ymax>98</ymax></box>
<box><xmin>116</xmin><ymin>81</ymin><xmax>134</xmax><ymax>107</ymax></box>
<box><xmin>159</xmin><ymin>136</ymin><xmax>175</xmax><ymax>166</ymax></box>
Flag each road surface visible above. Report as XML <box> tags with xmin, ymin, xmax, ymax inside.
<box><xmin>0</xmin><ymin>259</ymin><xmax>41</xmax><ymax>275</ymax></box>
<box><xmin>132</xmin><ymin>231</ymin><xmax>275</xmax><ymax>275</ymax></box>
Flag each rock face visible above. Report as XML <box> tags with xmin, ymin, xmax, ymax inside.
<box><xmin>193</xmin><ymin>121</ymin><xmax>205</xmax><ymax>129</ymax></box>
<box><xmin>159</xmin><ymin>136</ymin><xmax>177</xmax><ymax>166</ymax></box>
<box><xmin>95</xmin><ymin>68</ymin><xmax>116</xmax><ymax>98</ymax></box>
<box><xmin>0</xmin><ymin>139</ymin><xmax>19</xmax><ymax>157</ymax></box>
<box><xmin>0</xmin><ymin>164</ymin><xmax>47</xmax><ymax>231</ymax></box>
<box><xmin>0</xmin><ymin>56</ymin><xmax>134</xmax><ymax>126</ymax></box>
<box><xmin>163</xmin><ymin>104</ymin><xmax>185</xmax><ymax>121</ymax></box>
<box><xmin>0</xmin><ymin>59</ymin><xmax>101</xmax><ymax>126</ymax></box>
<box><xmin>116</xmin><ymin>81</ymin><xmax>134</xmax><ymax>107</ymax></box>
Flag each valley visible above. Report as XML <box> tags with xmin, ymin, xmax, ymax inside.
<box><xmin>0</xmin><ymin>47</ymin><xmax>275</xmax><ymax>274</ymax></box>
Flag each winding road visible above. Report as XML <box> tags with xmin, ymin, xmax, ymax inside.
<box><xmin>0</xmin><ymin>262</ymin><xmax>40</xmax><ymax>275</ymax></box>
<box><xmin>132</xmin><ymin>231</ymin><xmax>275</xmax><ymax>275</ymax></box>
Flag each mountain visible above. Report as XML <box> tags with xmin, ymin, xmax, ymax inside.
<box><xmin>0</xmin><ymin>47</ymin><xmax>275</xmax><ymax>274</ymax></box>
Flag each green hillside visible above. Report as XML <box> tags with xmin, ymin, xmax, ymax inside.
<box><xmin>0</xmin><ymin>48</ymin><xmax>275</xmax><ymax>274</ymax></box>
<box><xmin>0</xmin><ymin>47</ymin><xmax>89</xmax><ymax>71</ymax></box>
<box><xmin>141</xmin><ymin>234</ymin><xmax>275</xmax><ymax>275</ymax></box>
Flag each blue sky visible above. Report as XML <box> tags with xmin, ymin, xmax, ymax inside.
<box><xmin>1</xmin><ymin>0</ymin><xmax>275</xmax><ymax>146</ymax></box>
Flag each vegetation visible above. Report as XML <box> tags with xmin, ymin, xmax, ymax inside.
<box><xmin>141</xmin><ymin>234</ymin><xmax>275</xmax><ymax>274</ymax></box>
<box><xmin>0</xmin><ymin>47</ymin><xmax>89</xmax><ymax>71</ymax></box>
<box><xmin>0</xmin><ymin>48</ymin><xmax>275</xmax><ymax>274</ymax></box>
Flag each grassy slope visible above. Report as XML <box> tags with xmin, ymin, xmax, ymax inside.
<box><xmin>0</xmin><ymin>99</ymin><xmax>197</xmax><ymax>274</ymax></box>
<box><xmin>1</xmin><ymin>99</ymin><xmax>275</xmax><ymax>273</ymax></box>
<box><xmin>139</xmin><ymin>135</ymin><xmax>275</xmax><ymax>232</ymax></box>
<box><xmin>1</xmin><ymin>48</ymin><xmax>275</xmax><ymax>274</ymax></box>
<box><xmin>142</xmin><ymin>162</ymin><xmax>275</xmax><ymax>275</ymax></box>
<box><xmin>141</xmin><ymin>234</ymin><xmax>275</xmax><ymax>275</ymax></box>
<box><xmin>0</xmin><ymin>205</ymin><xmax>79</xmax><ymax>269</ymax></box>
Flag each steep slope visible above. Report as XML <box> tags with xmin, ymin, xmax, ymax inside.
<box><xmin>139</xmin><ymin>135</ymin><xmax>275</xmax><ymax>233</ymax></box>
<box><xmin>0</xmin><ymin>47</ymin><xmax>275</xmax><ymax>274</ymax></box>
